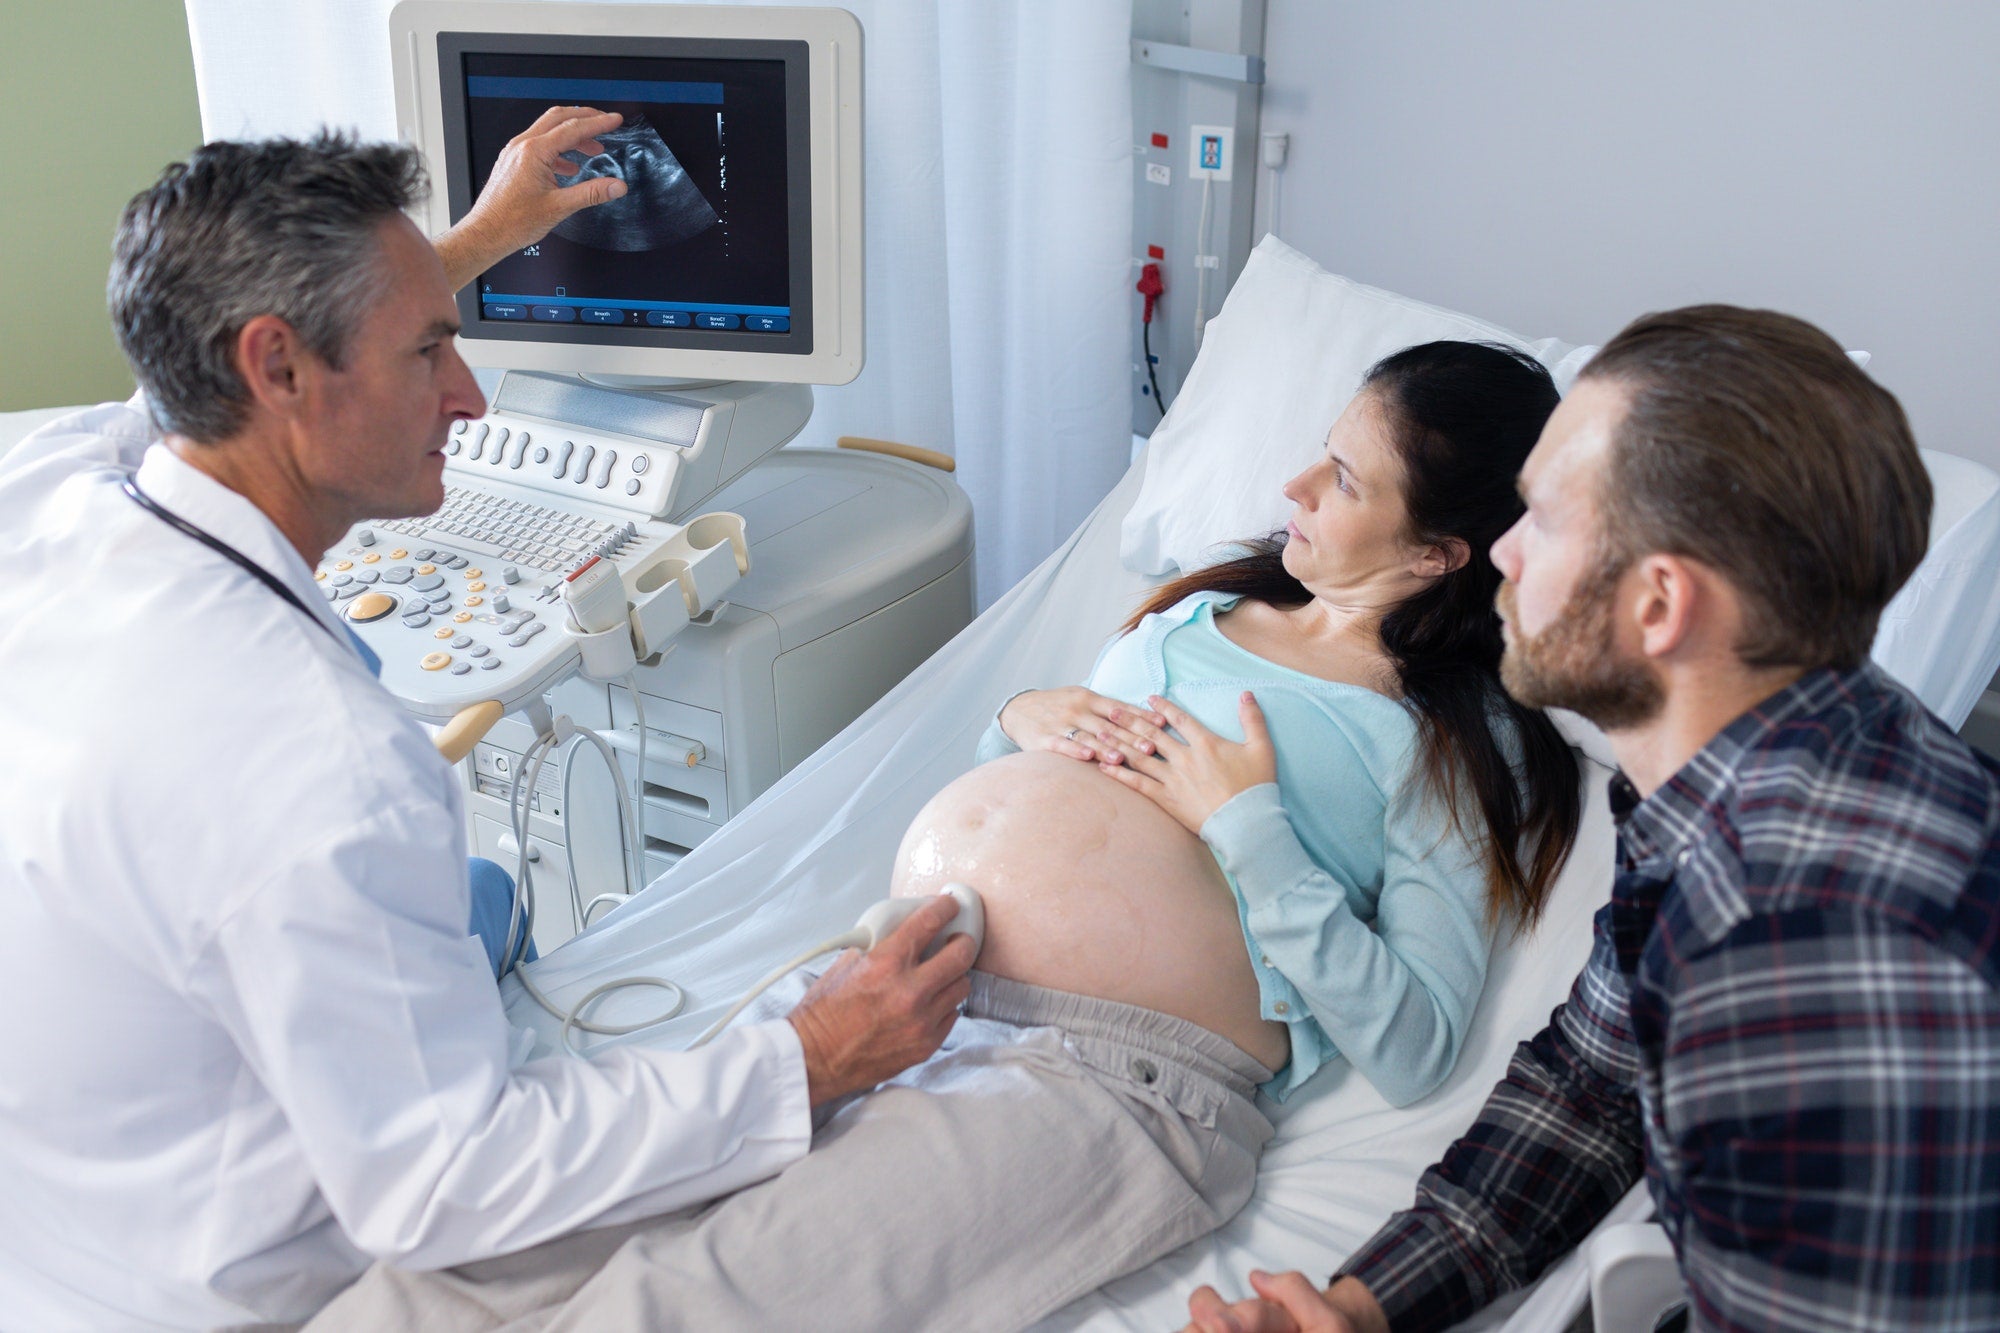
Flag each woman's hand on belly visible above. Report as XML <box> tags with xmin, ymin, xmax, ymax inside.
<box><xmin>891</xmin><ymin>752</ymin><xmax>1290</xmax><ymax>1070</ymax></box>
<box><xmin>998</xmin><ymin>687</ymin><xmax>1169</xmax><ymax>766</ymax></box>
<box><xmin>1095</xmin><ymin>693</ymin><xmax>1276</xmax><ymax>834</ymax></box>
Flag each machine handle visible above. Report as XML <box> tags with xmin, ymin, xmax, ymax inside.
<box><xmin>434</xmin><ymin>699</ymin><xmax>505</xmax><ymax>765</ymax></box>
<box><xmin>836</xmin><ymin>435</ymin><xmax>956</xmax><ymax>473</ymax></box>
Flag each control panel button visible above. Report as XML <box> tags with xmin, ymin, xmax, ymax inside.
<box><xmin>450</xmin><ymin>661</ymin><xmax>473</xmax><ymax>675</ymax></box>
<box><xmin>625</xmin><ymin>478</ymin><xmax>642</xmax><ymax>496</ymax></box>
<box><xmin>464</xmin><ymin>569</ymin><xmax>482</xmax><ymax>580</ymax></box>
<box><xmin>329</xmin><ymin>572</ymin><xmax>353</xmax><ymax>586</ymax></box>
<box><xmin>451</xmin><ymin>420</ymin><xmax>468</xmax><ymax>436</ymax></box>
<box><xmin>469</xmin><ymin>644</ymin><xmax>491</xmax><ymax>658</ymax></box>
<box><xmin>446</xmin><ymin>439</ymin><xmax>462</xmax><ymax>456</ymax></box>
<box><xmin>492</xmin><ymin>594</ymin><xmax>511</xmax><ymax>612</ymax></box>
<box><xmin>502</xmin><ymin>566</ymin><xmax>521</xmax><ymax>585</ymax></box>
<box><xmin>345</xmin><ymin>591</ymin><xmax>397</xmax><ymax>623</ymax></box>
<box><xmin>435</xmin><ymin>628</ymin><xmax>454</xmax><ymax>640</ymax></box>
<box><xmin>356</xmin><ymin>529</ymin><xmax>376</xmax><ymax>546</ymax></box>
<box><xmin>696</xmin><ymin>312</ymin><xmax>742</xmax><ymax>330</ymax></box>
<box><xmin>595</xmin><ymin>449</ymin><xmax>617</xmax><ymax>488</ymax></box>
<box><xmin>352</xmin><ymin>569</ymin><xmax>379</xmax><ymax>584</ymax></box>
<box><xmin>629</xmin><ymin>453</ymin><xmax>650</xmax><ymax>475</ymax></box>
<box><xmin>554</xmin><ymin>440</ymin><xmax>575</xmax><ymax>479</ymax></box>
<box><xmin>411</xmin><ymin>574</ymin><xmax>444</xmax><ymax>591</ymax></box>
<box><xmin>573</xmin><ymin>444</ymin><xmax>596</xmax><ymax>484</ymax></box>
<box><xmin>533</xmin><ymin>444</ymin><xmax>549</xmax><ymax>464</ymax></box>
<box><xmin>451</xmin><ymin>634</ymin><xmax>473</xmax><ymax>648</ymax></box>
<box><xmin>414</xmin><ymin>549</ymin><xmax>434</xmax><ymax>561</ymax></box>
<box><xmin>381</xmin><ymin>566</ymin><xmax>413</xmax><ymax>585</ymax></box>
<box><xmin>464</xmin><ymin>595</ymin><xmax>484</xmax><ymax>607</ymax></box>
<box><xmin>332</xmin><ymin>560</ymin><xmax>352</xmax><ymax>572</ymax></box>
<box><xmin>453</xmin><ymin>612</ymin><xmax>473</xmax><ymax>624</ymax></box>
<box><xmin>415</xmin><ymin>563</ymin><xmax>436</xmax><ymax>576</ymax></box>
<box><xmin>479</xmin><ymin>656</ymin><xmax>502</xmax><ymax>670</ymax></box>
<box><xmin>645</xmin><ymin>310</ymin><xmax>691</xmax><ymax>328</ymax></box>
<box><xmin>389</xmin><ymin>548</ymin><xmax>408</xmax><ymax>560</ymax></box>
<box><xmin>420</xmin><ymin>651</ymin><xmax>452</xmax><ymax>671</ymax></box>
<box><xmin>401</xmin><ymin>612</ymin><xmax>431</xmax><ymax>628</ymax></box>
<box><xmin>313</xmin><ymin>570</ymin><xmax>327</xmax><ymax>582</ymax></box>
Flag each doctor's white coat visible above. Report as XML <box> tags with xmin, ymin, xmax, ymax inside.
<box><xmin>0</xmin><ymin>399</ymin><xmax>811</xmax><ymax>1331</ymax></box>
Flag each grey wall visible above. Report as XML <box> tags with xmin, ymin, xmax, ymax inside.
<box><xmin>1255</xmin><ymin>1</ymin><xmax>2000</xmax><ymax>472</ymax></box>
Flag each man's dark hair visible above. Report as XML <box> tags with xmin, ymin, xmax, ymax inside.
<box><xmin>1580</xmin><ymin>305</ymin><xmax>1932</xmax><ymax>670</ymax></box>
<box><xmin>108</xmin><ymin>132</ymin><xmax>429</xmax><ymax>443</ymax></box>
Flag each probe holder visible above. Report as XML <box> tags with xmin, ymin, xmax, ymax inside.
<box><xmin>571</xmin><ymin>510</ymin><xmax>752</xmax><ymax>682</ymax></box>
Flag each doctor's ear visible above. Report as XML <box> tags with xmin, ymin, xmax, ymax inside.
<box><xmin>1412</xmin><ymin>536</ymin><xmax>1471</xmax><ymax>579</ymax></box>
<box><xmin>232</xmin><ymin>315</ymin><xmax>311</xmax><ymax>417</ymax></box>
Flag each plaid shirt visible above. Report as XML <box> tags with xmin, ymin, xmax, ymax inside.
<box><xmin>1339</xmin><ymin>663</ymin><xmax>2000</xmax><ymax>1332</ymax></box>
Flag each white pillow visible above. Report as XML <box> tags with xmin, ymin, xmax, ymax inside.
<box><xmin>1120</xmin><ymin>235</ymin><xmax>1581</xmax><ymax>577</ymax></box>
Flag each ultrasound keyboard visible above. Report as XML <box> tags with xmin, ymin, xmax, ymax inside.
<box><xmin>316</xmin><ymin>404</ymin><xmax>726</xmax><ymax>722</ymax></box>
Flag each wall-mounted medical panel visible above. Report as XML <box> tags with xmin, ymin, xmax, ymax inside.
<box><xmin>1129</xmin><ymin>0</ymin><xmax>1266</xmax><ymax>437</ymax></box>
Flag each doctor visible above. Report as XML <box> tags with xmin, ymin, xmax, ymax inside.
<box><xmin>0</xmin><ymin>121</ymin><xmax>974</xmax><ymax>1331</ymax></box>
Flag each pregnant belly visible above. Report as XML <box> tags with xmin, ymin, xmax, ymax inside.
<box><xmin>891</xmin><ymin>751</ymin><xmax>1290</xmax><ymax>1071</ymax></box>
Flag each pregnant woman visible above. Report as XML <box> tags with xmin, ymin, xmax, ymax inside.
<box><xmin>307</xmin><ymin>342</ymin><xmax>1583</xmax><ymax>1333</ymax></box>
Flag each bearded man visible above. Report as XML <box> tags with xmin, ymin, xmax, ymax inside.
<box><xmin>1183</xmin><ymin>306</ymin><xmax>2000</xmax><ymax>1333</ymax></box>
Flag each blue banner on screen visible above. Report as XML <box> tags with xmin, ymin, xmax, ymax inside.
<box><xmin>466</xmin><ymin>76</ymin><xmax>723</xmax><ymax>104</ymax></box>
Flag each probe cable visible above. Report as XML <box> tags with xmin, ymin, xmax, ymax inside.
<box><xmin>503</xmin><ymin>709</ymin><xmax>685</xmax><ymax>1057</ymax></box>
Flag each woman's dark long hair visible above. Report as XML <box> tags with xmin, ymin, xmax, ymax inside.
<box><xmin>1123</xmin><ymin>341</ymin><xmax>1582</xmax><ymax>930</ymax></box>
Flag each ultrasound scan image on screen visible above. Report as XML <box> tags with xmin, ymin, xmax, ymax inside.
<box><xmin>553</xmin><ymin>116</ymin><xmax>719</xmax><ymax>252</ymax></box>
<box><xmin>460</xmin><ymin>51</ymin><xmax>796</xmax><ymax>336</ymax></box>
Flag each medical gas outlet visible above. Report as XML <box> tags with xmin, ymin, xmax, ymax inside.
<box><xmin>1188</xmin><ymin>124</ymin><xmax>1234</xmax><ymax>181</ymax></box>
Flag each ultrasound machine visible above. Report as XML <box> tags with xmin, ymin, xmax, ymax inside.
<box><xmin>352</xmin><ymin>3</ymin><xmax>973</xmax><ymax>959</ymax></box>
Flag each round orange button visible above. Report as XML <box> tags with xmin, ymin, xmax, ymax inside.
<box><xmin>360</xmin><ymin>552</ymin><xmax>381</xmax><ymax>564</ymax></box>
<box><xmin>435</xmin><ymin>628</ymin><xmax>453</xmax><ymax>640</ymax></box>
<box><xmin>416</xmin><ymin>564</ymin><xmax>437</xmax><ymax>576</ymax></box>
<box><xmin>453</xmin><ymin>612</ymin><xmax>473</xmax><ymax>624</ymax></box>
<box><xmin>420</xmin><ymin>652</ymin><xmax>452</xmax><ymax>671</ymax></box>
<box><xmin>463</xmin><ymin>568</ymin><xmax>483</xmax><ymax>579</ymax></box>
<box><xmin>466</xmin><ymin>581</ymin><xmax>486</xmax><ymax>593</ymax></box>
<box><xmin>333</xmin><ymin>560</ymin><xmax>352</xmax><ymax>571</ymax></box>
<box><xmin>313</xmin><ymin>570</ymin><xmax>326</xmax><ymax>582</ymax></box>
<box><xmin>344</xmin><ymin>591</ymin><xmax>397</xmax><ymax>623</ymax></box>
<box><xmin>389</xmin><ymin>548</ymin><xmax>408</xmax><ymax>559</ymax></box>
<box><xmin>464</xmin><ymin>595</ymin><xmax>484</xmax><ymax>607</ymax></box>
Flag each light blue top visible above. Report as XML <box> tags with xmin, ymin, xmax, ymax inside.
<box><xmin>976</xmin><ymin>591</ymin><xmax>1495</xmax><ymax>1105</ymax></box>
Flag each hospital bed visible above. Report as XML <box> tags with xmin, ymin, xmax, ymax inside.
<box><xmin>463</xmin><ymin>443</ymin><xmax>2000</xmax><ymax>1331</ymax></box>
<box><xmin>5</xmin><ymin>294</ymin><xmax>1996</xmax><ymax>1332</ymax></box>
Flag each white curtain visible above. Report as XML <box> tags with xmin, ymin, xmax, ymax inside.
<box><xmin>183</xmin><ymin>0</ymin><xmax>1134</xmax><ymax>607</ymax></box>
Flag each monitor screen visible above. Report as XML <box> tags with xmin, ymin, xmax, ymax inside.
<box><xmin>437</xmin><ymin>33</ymin><xmax>814</xmax><ymax>358</ymax></box>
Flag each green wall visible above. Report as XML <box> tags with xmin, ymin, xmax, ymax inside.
<box><xmin>0</xmin><ymin>2</ymin><xmax>203</xmax><ymax>410</ymax></box>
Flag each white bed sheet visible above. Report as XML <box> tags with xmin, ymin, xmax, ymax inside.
<box><xmin>501</xmin><ymin>446</ymin><xmax>1631</xmax><ymax>1331</ymax></box>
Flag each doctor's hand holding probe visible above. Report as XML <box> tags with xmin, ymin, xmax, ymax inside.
<box><xmin>0</xmin><ymin>122</ymin><xmax>974</xmax><ymax>1333</ymax></box>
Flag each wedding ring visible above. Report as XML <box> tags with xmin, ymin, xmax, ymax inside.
<box><xmin>1063</xmin><ymin>727</ymin><xmax>1082</xmax><ymax>742</ymax></box>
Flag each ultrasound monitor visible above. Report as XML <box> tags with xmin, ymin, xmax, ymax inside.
<box><xmin>390</xmin><ymin>2</ymin><xmax>863</xmax><ymax>386</ymax></box>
